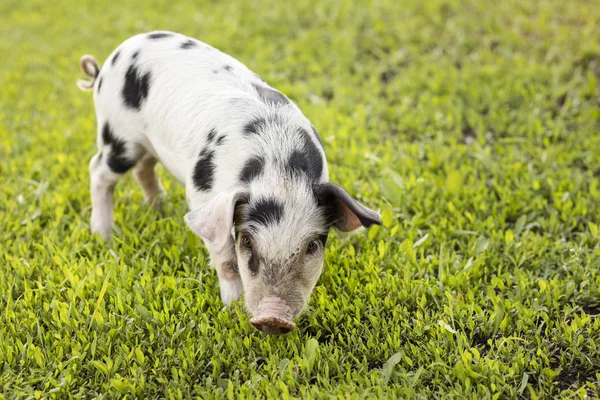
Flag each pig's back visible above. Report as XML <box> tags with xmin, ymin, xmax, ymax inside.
<box><xmin>91</xmin><ymin>31</ymin><xmax>326</xmax><ymax>205</ymax></box>
<box><xmin>93</xmin><ymin>31</ymin><xmax>272</xmax><ymax>183</ymax></box>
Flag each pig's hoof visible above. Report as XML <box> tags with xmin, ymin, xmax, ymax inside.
<box><xmin>220</xmin><ymin>279</ymin><xmax>243</xmax><ymax>306</ymax></box>
<box><xmin>92</xmin><ymin>230</ymin><xmax>112</xmax><ymax>241</ymax></box>
<box><xmin>145</xmin><ymin>196</ymin><xmax>164</xmax><ymax>214</ymax></box>
<box><xmin>91</xmin><ymin>222</ymin><xmax>112</xmax><ymax>240</ymax></box>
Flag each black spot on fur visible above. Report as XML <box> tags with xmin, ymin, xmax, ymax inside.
<box><xmin>97</xmin><ymin>77</ymin><xmax>103</xmax><ymax>93</ymax></box>
<box><xmin>132</xmin><ymin>50</ymin><xmax>140</xmax><ymax>60</ymax></box>
<box><xmin>207</xmin><ymin>128</ymin><xmax>217</xmax><ymax>143</ymax></box>
<box><xmin>311</xmin><ymin>124</ymin><xmax>323</xmax><ymax>147</ymax></box>
<box><xmin>193</xmin><ymin>149</ymin><xmax>215</xmax><ymax>191</ymax></box>
<box><xmin>180</xmin><ymin>39</ymin><xmax>197</xmax><ymax>49</ymax></box>
<box><xmin>122</xmin><ymin>65</ymin><xmax>151</xmax><ymax>110</ymax></box>
<box><xmin>287</xmin><ymin>150</ymin><xmax>310</xmax><ymax>178</ymax></box>
<box><xmin>148</xmin><ymin>32</ymin><xmax>173</xmax><ymax>40</ymax></box>
<box><xmin>248</xmin><ymin>252</ymin><xmax>259</xmax><ymax>275</ymax></box>
<box><xmin>285</xmin><ymin>128</ymin><xmax>323</xmax><ymax>181</ymax></box>
<box><xmin>252</xmin><ymin>83</ymin><xmax>289</xmax><ymax>106</ymax></box>
<box><xmin>247</xmin><ymin>198</ymin><xmax>284</xmax><ymax>228</ymax></box>
<box><xmin>102</xmin><ymin>122</ymin><xmax>136</xmax><ymax>174</ymax></box>
<box><xmin>101</xmin><ymin>122</ymin><xmax>114</xmax><ymax>145</ymax></box>
<box><xmin>216</xmin><ymin>135</ymin><xmax>226</xmax><ymax>146</ymax></box>
<box><xmin>239</xmin><ymin>156</ymin><xmax>265</xmax><ymax>183</ymax></box>
<box><xmin>111</xmin><ymin>51</ymin><xmax>120</xmax><ymax>66</ymax></box>
<box><xmin>244</xmin><ymin>117</ymin><xmax>266</xmax><ymax>135</ymax></box>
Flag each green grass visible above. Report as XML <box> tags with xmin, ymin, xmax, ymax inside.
<box><xmin>1</xmin><ymin>0</ymin><xmax>600</xmax><ymax>398</ymax></box>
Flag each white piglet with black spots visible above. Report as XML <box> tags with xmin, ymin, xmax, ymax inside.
<box><xmin>78</xmin><ymin>31</ymin><xmax>381</xmax><ymax>335</ymax></box>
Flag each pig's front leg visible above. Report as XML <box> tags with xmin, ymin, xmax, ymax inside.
<box><xmin>218</xmin><ymin>260</ymin><xmax>243</xmax><ymax>306</ymax></box>
<box><xmin>207</xmin><ymin>240</ymin><xmax>243</xmax><ymax>305</ymax></box>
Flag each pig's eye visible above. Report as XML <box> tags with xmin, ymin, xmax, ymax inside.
<box><xmin>306</xmin><ymin>239</ymin><xmax>321</xmax><ymax>255</ymax></box>
<box><xmin>240</xmin><ymin>234</ymin><xmax>252</xmax><ymax>251</ymax></box>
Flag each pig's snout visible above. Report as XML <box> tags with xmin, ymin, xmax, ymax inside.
<box><xmin>249</xmin><ymin>297</ymin><xmax>296</xmax><ymax>335</ymax></box>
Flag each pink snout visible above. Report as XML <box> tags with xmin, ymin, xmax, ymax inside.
<box><xmin>250</xmin><ymin>297</ymin><xmax>296</xmax><ymax>335</ymax></box>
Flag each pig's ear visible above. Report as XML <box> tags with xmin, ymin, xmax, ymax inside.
<box><xmin>314</xmin><ymin>182</ymin><xmax>382</xmax><ymax>232</ymax></box>
<box><xmin>185</xmin><ymin>188</ymin><xmax>249</xmax><ymax>253</ymax></box>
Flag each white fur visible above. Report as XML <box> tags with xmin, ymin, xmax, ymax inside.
<box><xmin>81</xmin><ymin>31</ymin><xmax>378</xmax><ymax>324</ymax></box>
<box><xmin>83</xmin><ymin>31</ymin><xmax>328</xmax><ymax>307</ymax></box>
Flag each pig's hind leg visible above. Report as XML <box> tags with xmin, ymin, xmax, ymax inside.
<box><xmin>89</xmin><ymin>121</ymin><xmax>144</xmax><ymax>240</ymax></box>
<box><xmin>133</xmin><ymin>154</ymin><xmax>165</xmax><ymax>211</ymax></box>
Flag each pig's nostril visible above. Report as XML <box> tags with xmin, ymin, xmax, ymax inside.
<box><xmin>252</xmin><ymin>323</ymin><xmax>294</xmax><ymax>335</ymax></box>
<box><xmin>277</xmin><ymin>325</ymin><xmax>294</xmax><ymax>334</ymax></box>
<box><xmin>250</xmin><ymin>317</ymin><xmax>296</xmax><ymax>335</ymax></box>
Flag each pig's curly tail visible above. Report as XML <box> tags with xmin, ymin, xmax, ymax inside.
<box><xmin>77</xmin><ymin>55</ymin><xmax>100</xmax><ymax>91</ymax></box>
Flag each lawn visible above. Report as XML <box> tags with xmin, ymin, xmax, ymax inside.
<box><xmin>1</xmin><ymin>0</ymin><xmax>600</xmax><ymax>398</ymax></box>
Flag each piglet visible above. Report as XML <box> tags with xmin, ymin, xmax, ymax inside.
<box><xmin>78</xmin><ymin>31</ymin><xmax>381</xmax><ymax>335</ymax></box>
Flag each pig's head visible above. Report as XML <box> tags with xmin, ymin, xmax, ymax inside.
<box><xmin>185</xmin><ymin>172</ymin><xmax>381</xmax><ymax>335</ymax></box>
